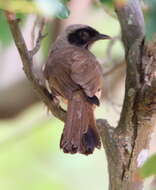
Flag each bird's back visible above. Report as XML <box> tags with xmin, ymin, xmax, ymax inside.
<box><xmin>44</xmin><ymin>46</ymin><xmax>102</xmax><ymax>99</ymax></box>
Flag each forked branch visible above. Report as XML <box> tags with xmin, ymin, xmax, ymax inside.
<box><xmin>5</xmin><ymin>11</ymin><xmax>66</xmax><ymax>122</ymax></box>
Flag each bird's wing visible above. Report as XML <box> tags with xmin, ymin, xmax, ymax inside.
<box><xmin>71</xmin><ymin>49</ymin><xmax>103</xmax><ymax>98</ymax></box>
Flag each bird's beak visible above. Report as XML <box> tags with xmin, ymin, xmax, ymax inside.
<box><xmin>86</xmin><ymin>33</ymin><xmax>111</xmax><ymax>49</ymax></box>
<box><xmin>98</xmin><ymin>33</ymin><xmax>111</xmax><ymax>40</ymax></box>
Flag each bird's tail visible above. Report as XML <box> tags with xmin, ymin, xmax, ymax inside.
<box><xmin>60</xmin><ymin>91</ymin><xmax>101</xmax><ymax>155</ymax></box>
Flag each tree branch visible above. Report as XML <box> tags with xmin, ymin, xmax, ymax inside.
<box><xmin>115</xmin><ymin>0</ymin><xmax>145</xmax><ymax>53</ymax></box>
<box><xmin>5</xmin><ymin>11</ymin><xmax>66</xmax><ymax>122</ymax></box>
<box><xmin>115</xmin><ymin>0</ymin><xmax>145</xmax><ymax>133</ymax></box>
<box><xmin>29</xmin><ymin>18</ymin><xmax>47</xmax><ymax>56</ymax></box>
<box><xmin>102</xmin><ymin>0</ymin><xmax>156</xmax><ymax>189</ymax></box>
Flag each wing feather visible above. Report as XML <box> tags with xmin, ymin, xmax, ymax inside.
<box><xmin>71</xmin><ymin>49</ymin><xmax>103</xmax><ymax>97</ymax></box>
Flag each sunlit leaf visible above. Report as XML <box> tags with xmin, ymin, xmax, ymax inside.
<box><xmin>0</xmin><ymin>0</ymin><xmax>39</xmax><ymax>14</ymax></box>
<box><xmin>61</xmin><ymin>0</ymin><xmax>70</xmax><ymax>3</ymax></box>
<box><xmin>100</xmin><ymin>0</ymin><xmax>128</xmax><ymax>8</ymax></box>
<box><xmin>0</xmin><ymin>0</ymin><xmax>70</xmax><ymax>19</ymax></box>
<box><xmin>100</xmin><ymin>0</ymin><xmax>114</xmax><ymax>4</ymax></box>
<box><xmin>57</xmin><ymin>5</ymin><xmax>70</xmax><ymax>19</ymax></box>
<box><xmin>100</xmin><ymin>0</ymin><xmax>114</xmax><ymax>5</ymax></box>
<box><xmin>0</xmin><ymin>10</ymin><xmax>27</xmax><ymax>47</ymax></box>
<box><xmin>35</xmin><ymin>0</ymin><xmax>70</xmax><ymax>18</ymax></box>
<box><xmin>140</xmin><ymin>154</ymin><xmax>156</xmax><ymax>178</ymax></box>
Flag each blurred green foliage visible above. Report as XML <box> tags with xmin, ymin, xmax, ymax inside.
<box><xmin>0</xmin><ymin>11</ymin><xmax>26</xmax><ymax>47</ymax></box>
<box><xmin>36</xmin><ymin>0</ymin><xmax>70</xmax><ymax>19</ymax></box>
<box><xmin>0</xmin><ymin>0</ymin><xmax>70</xmax><ymax>18</ymax></box>
<box><xmin>140</xmin><ymin>154</ymin><xmax>156</xmax><ymax>178</ymax></box>
<box><xmin>0</xmin><ymin>0</ymin><xmax>70</xmax><ymax>47</ymax></box>
<box><xmin>0</xmin><ymin>11</ymin><xmax>12</xmax><ymax>46</ymax></box>
<box><xmin>61</xmin><ymin>0</ymin><xmax>70</xmax><ymax>3</ymax></box>
<box><xmin>100</xmin><ymin>0</ymin><xmax>114</xmax><ymax>6</ymax></box>
<box><xmin>0</xmin><ymin>105</ymin><xmax>108</xmax><ymax>190</ymax></box>
<box><xmin>144</xmin><ymin>0</ymin><xmax>156</xmax><ymax>40</ymax></box>
<box><xmin>0</xmin><ymin>0</ymin><xmax>38</xmax><ymax>14</ymax></box>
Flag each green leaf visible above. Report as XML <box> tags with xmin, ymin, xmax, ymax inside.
<box><xmin>36</xmin><ymin>0</ymin><xmax>70</xmax><ymax>19</ymax></box>
<box><xmin>0</xmin><ymin>11</ymin><xmax>12</xmax><ymax>47</ymax></box>
<box><xmin>61</xmin><ymin>0</ymin><xmax>70</xmax><ymax>3</ymax></box>
<box><xmin>0</xmin><ymin>10</ymin><xmax>26</xmax><ymax>47</ymax></box>
<box><xmin>56</xmin><ymin>4</ymin><xmax>70</xmax><ymax>19</ymax></box>
<box><xmin>16</xmin><ymin>12</ymin><xmax>26</xmax><ymax>20</ymax></box>
<box><xmin>0</xmin><ymin>0</ymin><xmax>38</xmax><ymax>14</ymax></box>
<box><xmin>144</xmin><ymin>0</ymin><xmax>156</xmax><ymax>5</ymax></box>
<box><xmin>140</xmin><ymin>154</ymin><xmax>156</xmax><ymax>178</ymax></box>
<box><xmin>0</xmin><ymin>0</ymin><xmax>70</xmax><ymax>19</ymax></box>
<box><xmin>100</xmin><ymin>0</ymin><xmax>114</xmax><ymax>6</ymax></box>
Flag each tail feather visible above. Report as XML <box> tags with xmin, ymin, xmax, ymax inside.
<box><xmin>60</xmin><ymin>91</ymin><xmax>101</xmax><ymax>155</ymax></box>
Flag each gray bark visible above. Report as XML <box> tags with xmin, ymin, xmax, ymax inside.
<box><xmin>98</xmin><ymin>0</ymin><xmax>156</xmax><ymax>189</ymax></box>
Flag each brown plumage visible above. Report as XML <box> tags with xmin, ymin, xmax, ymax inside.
<box><xmin>43</xmin><ymin>24</ymin><xmax>110</xmax><ymax>155</ymax></box>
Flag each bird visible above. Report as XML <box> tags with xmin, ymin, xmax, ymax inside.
<box><xmin>43</xmin><ymin>24</ymin><xmax>110</xmax><ymax>155</ymax></box>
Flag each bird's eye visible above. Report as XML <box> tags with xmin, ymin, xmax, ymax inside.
<box><xmin>68</xmin><ymin>28</ymin><xmax>94</xmax><ymax>46</ymax></box>
<box><xmin>78</xmin><ymin>30</ymin><xmax>90</xmax><ymax>41</ymax></box>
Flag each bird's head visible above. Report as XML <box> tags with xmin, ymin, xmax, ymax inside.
<box><xmin>52</xmin><ymin>24</ymin><xmax>111</xmax><ymax>50</ymax></box>
<box><xmin>65</xmin><ymin>24</ymin><xmax>111</xmax><ymax>49</ymax></box>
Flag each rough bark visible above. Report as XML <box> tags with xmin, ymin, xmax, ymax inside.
<box><xmin>4</xmin><ymin>0</ymin><xmax>156</xmax><ymax>189</ymax></box>
<box><xmin>100</xmin><ymin>0</ymin><xmax>156</xmax><ymax>189</ymax></box>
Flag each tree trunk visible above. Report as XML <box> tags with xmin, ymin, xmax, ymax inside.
<box><xmin>98</xmin><ymin>0</ymin><xmax>156</xmax><ymax>189</ymax></box>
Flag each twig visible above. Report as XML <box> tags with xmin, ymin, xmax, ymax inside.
<box><xmin>29</xmin><ymin>18</ymin><xmax>47</xmax><ymax>56</ymax></box>
<box><xmin>29</xmin><ymin>19</ymin><xmax>47</xmax><ymax>56</ymax></box>
<box><xmin>31</xmin><ymin>16</ymin><xmax>38</xmax><ymax>48</ymax></box>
